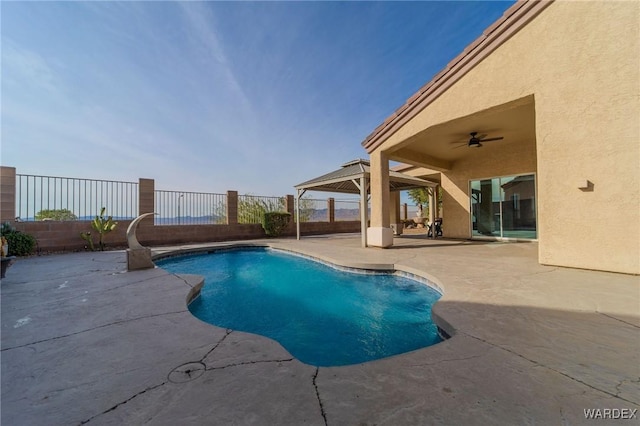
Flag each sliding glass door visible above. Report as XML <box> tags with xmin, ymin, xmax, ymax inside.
<box><xmin>470</xmin><ymin>174</ymin><xmax>536</xmax><ymax>240</ymax></box>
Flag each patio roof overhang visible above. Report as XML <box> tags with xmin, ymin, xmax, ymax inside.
<box><xmin>294</xmin><ymin>159</ymin><xmax>437</xmax><ymax>247</ymax></box>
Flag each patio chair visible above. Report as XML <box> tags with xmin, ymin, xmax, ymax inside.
<box><xmin>427</xmin><ymin>218</ymin><xmax>443</xmax><ymax>238</ymax></box>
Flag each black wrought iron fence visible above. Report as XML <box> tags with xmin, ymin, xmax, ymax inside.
<box><xmin>154</xmin><ymin>190</ymin><xmax>227</xmax><ymax>225</ymax></box>
<box><xmin>237</xmin><ymin>195</ymin><xmax>285</xmax><ymax>224</ymax></box>
<box><xmin>295</xmin><ymin>198</ymin><xmax>325</xmax><ymax>222</ymax></box>
<box><xmin>334</xmin><ymin>199</ymin><xmax>362</xmax><ymax>221</ymax></box>
<box><xmin>16</xmin><ymin>174</ymin><xmax>138</xmax><ymax>221</ymax></box>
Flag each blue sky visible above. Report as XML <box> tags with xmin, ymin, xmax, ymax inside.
<box><xmin>2</xmin><ymin>1</ymin><xmax>514</xmax><ymax>199</ymax></box>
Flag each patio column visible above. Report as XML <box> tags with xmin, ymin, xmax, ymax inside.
<box><xmin>367</xmin><ymin>150</ymin><xmax>393</xmax><ymax>247</ymax></box>
<box><xmin>428</xmin><ymin>186</ymin><xmax>436</xmax><ymax>239</ymax></box>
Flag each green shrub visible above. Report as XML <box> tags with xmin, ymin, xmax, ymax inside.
<box><xmin>1</xmin><ymin>222</ymin><xmax>36</xmax><ymax>256</ymax></box>
<box><xmin>35</xmin><ymin>209</ymin><xmax>77</xmax><ymax>221</ymax></box>
<box><xmin>80</xmin><ymin>207</ymin><xmax>117</xmax><ymax>251</ymax></box>
<box><xmin>261</xmin><ymin>212</ymin><xmax>291</xmax><ymax>237</ymax></box>
<box><xmin>0</xmin><ymin>222</ymin><xmax>13</xmax><ymax>236</ymax></box>
<box><xmin>6</xmin><ymin>233</ymin><xmax>36</xmax><ymax>256</ymax></box>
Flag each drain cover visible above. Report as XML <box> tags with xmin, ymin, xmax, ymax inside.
<box><xmin>168</xmin><ymin>362</ymin><xmax>206</xmax><ymax>383</ymax></box>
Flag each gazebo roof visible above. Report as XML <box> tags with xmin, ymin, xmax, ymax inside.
<box><xmin>294</xmin><ymin>159</ymin><xmax>436</xmax><ymax>194</ymax></box>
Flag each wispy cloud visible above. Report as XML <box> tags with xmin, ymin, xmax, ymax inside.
<box><xmin>178</xmin><ymin>2</ymin><xmax>253</xmax><ymax>117</ymax></box>
<box><xmin>2</xmin><ymin>39</ymin><xmax>59</xmax><ymax>93</ymax></box>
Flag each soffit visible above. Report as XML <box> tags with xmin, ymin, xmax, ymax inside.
<box><xmin>388</xmin><ymin>97</ymin><xmax>536</xmax><ymax>168</ymax></box>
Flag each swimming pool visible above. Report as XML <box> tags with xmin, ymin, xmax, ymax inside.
<box><xmin>156</xmin><ymin>247</ymin><xmax>442</xmax><ymax>366</ymax></box>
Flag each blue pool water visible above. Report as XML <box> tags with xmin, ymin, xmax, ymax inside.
<box><xmin>156</xmin><ymin>248</ymin><xmax>442</xmax><ymax>366</ymax></box>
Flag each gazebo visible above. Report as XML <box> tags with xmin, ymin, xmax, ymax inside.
<box><xmin>294</xmin><ymin>159</ymin><xmax>437</xmax><ymax>247</ymax></box>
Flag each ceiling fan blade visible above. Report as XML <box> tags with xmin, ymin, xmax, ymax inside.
<box><xmin>479</xmin><ymin>137</ymin><xmax>504</xmax><ymax>142</ymax></box>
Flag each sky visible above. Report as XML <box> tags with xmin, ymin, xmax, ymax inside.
<box><xmin>2</xmin><ymin>1</ymin><xmax>515</xmax><ymax>200</ymax></box>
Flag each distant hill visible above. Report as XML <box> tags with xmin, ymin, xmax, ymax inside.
<box><xmin>306</xmin><ymin>208</ymin><xmax>360</xmax><ymax>221</ymax></box>
<box><xmin>154</xmin><ymin>216</ymin><xmax>225</xmax><ymax>225</ymax></box>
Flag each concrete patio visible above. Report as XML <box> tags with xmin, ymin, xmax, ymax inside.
<box><xmin>1</xmin><ymin>234</ymin><xmax>639</xmax><ymax>425</ymax></box>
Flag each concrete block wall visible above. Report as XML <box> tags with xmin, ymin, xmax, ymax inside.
<box><xmin>295</xmin><ymin>221</ymin><xmax>361</xmax><ymax>237</ymax></box>
<box><xmin>136</xmin><ymin>224</ymin><xmax>266</xmax><ymax>247</ymax></box>
<box><xmin>14</xmin><ymin>220</ymin><xmax>361</xmax><ymax>253</ymax></box>
<box><xmin>15</xmin><ymin>220</ymin><xmax>132</xmax><ymax>252</ymax></box>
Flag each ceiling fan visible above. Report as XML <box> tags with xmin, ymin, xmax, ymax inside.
<box><xmin>453</xmin><ymin>131</ymin><xmax>504</xmax><ymax>148</ymax></box>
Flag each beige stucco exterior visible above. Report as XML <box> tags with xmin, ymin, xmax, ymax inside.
<box><xmin>365</xmin><ymin>1</ymin><xmax>640</xmax><ymax>274</ymax></box>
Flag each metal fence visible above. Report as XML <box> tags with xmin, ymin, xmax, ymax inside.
<box><xmin>334</xmin><ymin>199</ymin><xmax>362</xmax><ymax>221</ymax></box>
<box><xmin>294</xmin><ymin>198</ymin><xmax>363</xmax><ymax>222</ymax></box>
<box><xmin>15</xmin><ymin>174</ymin><xmax>138</xmax><ymax>221</ymax></box>
<box><xmin>154</xmin><ymin>190</ymin><xmax>227</xmax><ymax>226</ymax></box>
<box><xmin>296</xmin><ymin>198</ymin><xmax>326</xmax><ymax>222</ymax></box>
<box><xmin>237</xmin><ymin>195</ymin><xmax>285</xmax><ymax>224</ymax></box>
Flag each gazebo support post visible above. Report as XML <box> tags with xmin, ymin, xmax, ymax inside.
<box><xmin>352</xmin><ymin>178</ymin><xmax>368</xmax><ymax>248</ymax></box>
<box><xmin>360</xmin><ymin>176</ymin><xmax>368</xmax><ymax>248</ymax></box>
<box><xmin>296</xmin><ymin>189</ymin><xmax>302</xmax><ymax>240</ymax></box>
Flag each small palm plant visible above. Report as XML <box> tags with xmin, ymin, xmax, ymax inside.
<box><xmin>80</xmin><ymin>207</ymin><xmax>118</xmax><ymax>251</ymax></box>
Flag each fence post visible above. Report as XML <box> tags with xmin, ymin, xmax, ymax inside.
<box><xmin>139</xmin><ymin>178</ymin><xmax>155</xmax><ymax>226</ymax></box>
<box><xmin>285</xmin><ymin>195</ymin><xmax>295</xmax><ymax>233</ymax></box>
<box><xmin>1</xmin><ymin>167</ymin><xmax>16</xmax><ymax>223</ymax></box>
<box><xmin>226</xmin><ymin>191</ymin><xmax>238</xmax><ymax>225</ymax></box>
<box><xmin>285</xmin><ymin>195</ymin><xmax>294</xmax><ymax>216</ymax></box>
<box><xmin>328</xmin><ymin>198</ymin><xmax>335</xmax><ymax>223</ymax></box>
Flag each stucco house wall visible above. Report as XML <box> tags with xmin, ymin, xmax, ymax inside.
<box><xmin>370</xmin><ymin>1</ymin><xmax>639</xmax><ymax>274</ymax></box>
